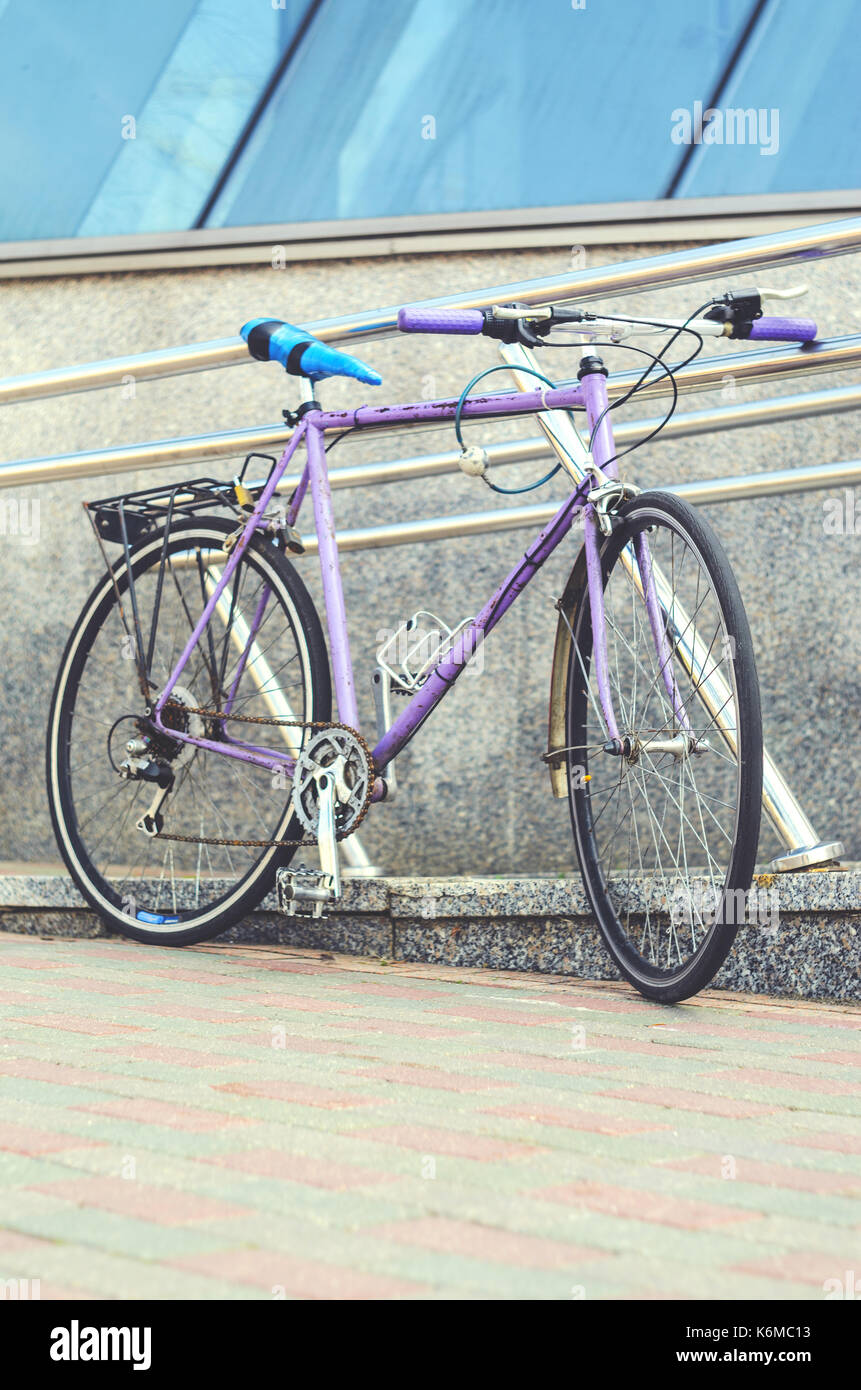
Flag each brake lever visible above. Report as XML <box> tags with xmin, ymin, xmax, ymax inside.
<box><xmin>757</xmin><ymin>284</ymin><xmax>809</xmax><ymax>302</ymax></box>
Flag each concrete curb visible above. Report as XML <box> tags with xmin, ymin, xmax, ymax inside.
<box><xmin>0</xmin><ymin>869</ymin><xmax>858</xmax><ymax>1003</ymax></box>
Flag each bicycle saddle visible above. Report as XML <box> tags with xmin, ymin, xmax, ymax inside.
<box><xmin>241</xmin><ymin>318</ymin><xmax>382</xmax><ymax>386</ymax></box>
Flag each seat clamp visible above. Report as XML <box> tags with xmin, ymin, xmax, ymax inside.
<box><xmin>282</xmin><ymin>399</ymin><xmax>321</xmax><ymax>426</ymax></box>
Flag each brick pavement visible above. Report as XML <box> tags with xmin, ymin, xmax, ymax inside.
<box><xmin>0</xmin><ymin>929</ymin><xmax>858</xmax><ymax>1300</ymax></box>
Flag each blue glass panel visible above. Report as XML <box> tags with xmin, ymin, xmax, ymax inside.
<box><xmin>673</xmin><ymin>0</ymin><xmax>861</xmax><ymax>196</ymax></box>
<box><xmin>0</xmin><ymin>0</ymin><xmax>305</xmax><ymax>240</ymax></box>
<box><xmin>207</xmin><ymin>0</ymin><xmax>757</xmax><ymax>225</ymax></box>
<box><xmin>0</xmin><ymin>0</ymin><xmax>856</xmax><ymax>242</ymax></box>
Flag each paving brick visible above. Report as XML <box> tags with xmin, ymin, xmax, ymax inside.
<box><xmin>570</xmin><ymin>1033</ymin><xmax>716</xmax><ymax>1060</ymax></box>
<box><xmin>730</xmin><ymin>1250</ymin><xmax>858</xmax><ymax>1289</ymax></box>
<box><xmin>226</xmin><ymin>993</ymin><xmax>353</xmax><ymax>1015</ymax></box>
<box><xmin>35</xmin><ymin>976</ymin><xmax>161</xmax><ymax>998</ymax></box>
<box><xmin>346</xmin><ymin>1064</ymin><xmax>507</xmax><ymax>1094</ymax></box>
<box><xmin>476</xmin><ymin>1049</ymin><xmax>627</xmax><ymax>1075</ymax></box>
<box><xmin>534</xmin><ymin>993</ymin><xmax>658</xmax><ymax>1016</ymax></box>
<box><xmin>96</xmin><ymin>1043</ymin><xmax>247</xmax><ymax>1068</ymax></box>
<box><xmin>794</xmin><ymin>1051</ymin><xmax>861</xmax><ymax>1068</ymax></box>
<box><xmin>358</xmin><ymin>1124</ymin><xmax>540</xmax><ymax>1162</ymax></box>
<box><xmin>706</xmin><ymin>1066</ymin><xmax>861</xmax><ymax>1098</ymax></box>
<box><xmin>201</xmin><ymin>1148</ymin><xmax>392</xmax><ymax>1190</ymax></box>
<box><xmin>0</xmin><ymin>990</ymin><xmax>55</xmax><ymax>1006</ymax></box>
<box><xmin>122</xmin><ymin>1002</ymin><xmax>261</xmax><ymax>1024</ymax></box>
<box><xmin>75</xmin><ymin>1098</ymin><xmax>252</xmax><ymax>1133</ymax></box>
<box><xmin>214</xmin><ymin>1079</ymin><xmax>382</xmax><ymax>1110</ymax></box>
<box><xmin>0</xmin><ymin>1227</ymin><xmax>57</xmax><ymax>1254</ymax></box>
<box><xmin>171</xmin><ymin>1246</ymin><xmax>430</xmax><ymax>1298</ymax></box>
<box><xmin>597</xmin><ymin>1084</ymin><xmax>778</xmax><ymax>1119</ymax></box>
<box><xmin>328</xmin><ymin>1017</ymin><xmax>469</xmax><ymax>1039</ymax></box>
<box><xmin>483</xmin><ymin>1104</ymin><xmax>669</xmax><ymax>1136</ymax></box>
<box><xmin>537</xmin><ymin>1181</ymin><xmax>762</xmax><ymax>1230</ymax></box>
<box><xmin>327</xmin><ymin>982</ymin><xmax>451</xmax><ymax>1002</ymax></box>
<box><xmin>230</xmin><ymin>1034</ymin><xmax>365</xmax><ymax>1056</ymax></box>
<box><xmin>1</xmin><ymin>962</ymin><xmax>64</xmax><ymax>973</ymax></box>
<box><xmin>0</xmin><ymin>1058</ymin><xmax>134</xmax><ymax>1090</ymax></box>
<box><xmin>0</xmin><ymin>1120</ymin><xmax>105</xmax><ymax>1156</ymax></box>
<box><xmin>785</xmin><ymin>1131</ymin><xmax>861</xmax><ymax>1156</ymax></box>
<box><xmin>8</xmin><ymin>1014</ymin><xmax>143</xmax><ymax>1037</ymax></box>
<box><xmin>133</xmin><ymin>968</ymin><xmax>245</xmax><ymax>985</ymax></box>
<box><xmin>371</xmin><ymin>1215</ymin><xmax>609</xmax><ymax>1270</ymax></box>
<box><xmin>28</xmin><ymin>1175</ymin><xmax>251</xmax><ymax>1226</ymax></box>
<box><xmin>663</xmin><ymin>1153</ymin><xmax>861</xmax><ymax>1196</ymax></box>
<box><xmin>433</xmin><ymin>1003</ymin><xmax>560</xmax><ymax>1027</ymax></box>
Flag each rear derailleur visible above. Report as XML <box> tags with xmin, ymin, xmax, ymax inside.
<box><xmin>118</xmin><ymin>743</ymin><xmax>174</xmax><ymax>837</ymax></box>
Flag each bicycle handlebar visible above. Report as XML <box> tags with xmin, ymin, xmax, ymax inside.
<box><xmin>397</xmin><ymin>306</ymin><xmax>486</xmax><ymax>335</ymax></box>
<box><xmin>745</xmin><ymin>316</ymin><xmax>818</xmax><ymax>343</ymax></box>
<box><xmin>397</xmin><ymin>303</ymin><xmax>819</xmax><ymax>345</ymax></box>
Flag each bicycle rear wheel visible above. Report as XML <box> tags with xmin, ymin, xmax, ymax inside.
<box><xmin>564</xmin><ymin>491</ymin><xmax>763</xmax><ymax>1002</ymax></box>
<box><xmin>47</xmin><ymin>516</ymin><xmax>331</xmax><ymax>946</ymax></box>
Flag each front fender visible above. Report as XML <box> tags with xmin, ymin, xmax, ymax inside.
<box><xmin>546</xmin><ymin>540</ymin><xmax>589</xmax><ymax>798</ymax></box>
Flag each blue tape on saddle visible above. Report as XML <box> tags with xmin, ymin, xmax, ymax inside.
<box><xmin>241</xmin><ymin>318</ymin><xmax>382</xmax><ymax>386</ymax></box>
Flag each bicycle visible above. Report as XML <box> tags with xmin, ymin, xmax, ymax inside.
<box><xmin>46</xmin><ymin>289</ymin><xmax>818</xmax><ymax>1001</ymax></box>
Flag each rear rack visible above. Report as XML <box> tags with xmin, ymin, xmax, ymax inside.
<box><xmin>84</xmin><ymin>453</ymin><xmax>280</xmax><ymax>545</ymax></box>
<box><xmin>82</xmin><ymin>453</ymin><xmax>286</xmax><ymax>703</ymax></box>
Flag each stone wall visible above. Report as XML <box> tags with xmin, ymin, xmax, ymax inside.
<box><xmin>1</xmin><ymin>242</ymin><xmax>859</xmax><ymax>872</ymax></box>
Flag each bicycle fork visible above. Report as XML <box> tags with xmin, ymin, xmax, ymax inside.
<box><xmin>578</xmin><ymin>360</ymin><xmax>694</xmax><ymax>756</ymax></box>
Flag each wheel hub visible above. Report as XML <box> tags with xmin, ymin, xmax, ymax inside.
<box><xmin>117</xmin><ymin>686</ymin><xmax>204</xmax><ymax>781</ymax></box>
<box><xmin>603</xmin><ymin>731</ymin><xmax>709</xmax><ymax>764</ymax></box>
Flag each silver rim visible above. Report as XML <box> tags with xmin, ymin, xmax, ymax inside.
<box><xmin>572</xmin><ymin>513</ymin><xmax>744</xmax><ymax>974</ymax></box>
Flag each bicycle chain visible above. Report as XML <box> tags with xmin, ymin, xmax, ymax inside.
<box><xmin>149</xmin><ymin>703</ymin><xmax>375</xmax><ymax>849</ymax></box>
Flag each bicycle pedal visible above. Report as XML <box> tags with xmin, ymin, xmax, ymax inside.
<box><xmin>276</xmin><ymin>866</ymin><xmax>335</xmax><ymax>918</ymax></box>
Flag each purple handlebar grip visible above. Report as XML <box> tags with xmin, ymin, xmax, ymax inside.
<box><xmin>397</xmin><ymin>306</ymin><xmax>485</xmax><ymax>335</ymax></box>
<box><xmin>749</xmin><ymin>316</ymin><xmax>818</xmax><ymax>342</ymax></box>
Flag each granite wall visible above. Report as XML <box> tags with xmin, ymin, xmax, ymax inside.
<box><xmin>1</xmin><ymin>241</ymin><xmax>859</xmax><ymax>873</ymax></box>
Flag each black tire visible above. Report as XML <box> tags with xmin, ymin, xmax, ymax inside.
<box><xmin>47</xmin><ymin>516</ymin><xmax>331</xmax><ymax>946</ymax></box>
<box><xmin>565</xmin><ymin>491</ymin><xmax>763</xmax><ymax>1003</ymax></box>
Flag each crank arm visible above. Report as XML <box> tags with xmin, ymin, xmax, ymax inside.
<box><xmin>314</xmin><ymin>770</ymin><xmax>341</xmax><ymax>899</ymax></box>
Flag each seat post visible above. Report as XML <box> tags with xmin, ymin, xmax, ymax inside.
<box><xmin>302</xmin><ymin>389</ymin><xmax>360</xmax><ymax>733</ymax></box>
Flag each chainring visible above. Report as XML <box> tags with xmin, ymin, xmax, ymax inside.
<box><xmin>291</xmin><ymin>727</ymin><xmax>374</xmax><ymax>836</ymax></box>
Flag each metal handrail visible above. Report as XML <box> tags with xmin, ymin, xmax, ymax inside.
<box><xmin>2</xmin><ymin>215</ymin><xmax>861</xmax><ymax>405</ymax></box>
<box><xmin>3</xmin><ymin>341</ymin><xmax>861</xmax><ymax>491</ymax></box>
<box><xmin>283</xmin><ymin>458</ymin><xmax>861</xmax><ymax>555</ymax></box>
<box><xmin>275</xmin><ymin>384</ymin><xmax>861</xmax><ymax>499</ymax></box>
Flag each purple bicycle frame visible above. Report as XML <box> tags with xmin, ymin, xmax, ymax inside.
<box><xmin>151</xmin><ymin>369</ymin><xmax>688</xmax><ymax>791</ymax></box>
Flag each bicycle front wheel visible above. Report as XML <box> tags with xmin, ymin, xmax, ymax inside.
<box><xmin>47</xmin><ymin>516</ymin><xmax>331</xmax><ymax>946</ymax></box>
<box><xmin>564</xmin><ymin>491</ymin><xmax>763</xmax><ymax>1002</ymax></box>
